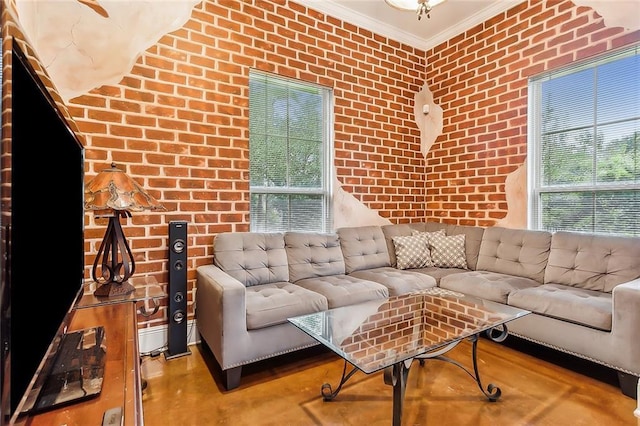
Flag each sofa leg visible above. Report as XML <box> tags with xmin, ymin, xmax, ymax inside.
<box><xmin>617</xmin><ymin>371</ymin><xmax>639</xmax><ymax>399</ymax></box>
<box><xmin>224</xmin><ymin>366</ymin><xmax>242</xmax><ymax>390</ymax></box>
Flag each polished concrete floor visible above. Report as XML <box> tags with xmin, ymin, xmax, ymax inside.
<box><xmin>142</xmin><ymin>337</ymin><xmax>638</xmax><ymax>425</ymax></box>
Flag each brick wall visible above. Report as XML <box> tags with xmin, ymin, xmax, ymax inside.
<box><xmin>69</xmin><ymin>0</ymin><xmax>428</xmax><ymax>329</ymax></box>
<box><xmin>65</xmin><ymin>0</ymin><xmax>639</xmax><ymax>330</ymax></box>
<box><xmin>423</xmin><ymin>0</ymin><xmax>640</xmax><ymax>226</ymax></box>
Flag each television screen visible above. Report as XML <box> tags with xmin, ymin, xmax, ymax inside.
<box><xmin>1</xmin><ymin>42</ymin><xmax>85</xmax><ymax>420</ymax></box>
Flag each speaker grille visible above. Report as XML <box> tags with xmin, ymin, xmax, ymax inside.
<box><xmin>166</xmin><ymin>221</ymin><xmax>190</xmax><ymax>359</ymax></box>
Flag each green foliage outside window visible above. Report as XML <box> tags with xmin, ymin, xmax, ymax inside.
<box><xmin>249</xmin><ymin>70</ymin><xmax>332</xmax><ymax>232</ymax></box>
<box><xmin>530</xmin><ymin>45</ymin><xmax>640</xmax><ymax>236</ymax></box>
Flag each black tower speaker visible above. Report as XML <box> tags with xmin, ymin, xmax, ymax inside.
<box><xmin>165</xmin><ymin>221</ymin><xmax>191</xmax><ymax>359</ymax></box>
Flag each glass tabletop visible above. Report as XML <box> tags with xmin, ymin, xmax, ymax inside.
<box><xmin>76</xmin><ymin>275</ymin><xmax>166</xmax><ymax>309</ymax></box>
<box><xmin>288</xmin><ymin>287</ymin><xmax>530</xmax><ymax>374</ymax></box>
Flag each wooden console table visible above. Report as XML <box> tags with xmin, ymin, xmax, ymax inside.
<box><xmin>12</xmin><ymin>302</ymin><xmax>142</xmax><ymax>426</ymax></box>
<box><xmin>12</xmin><ymin>277</ymin><xmax>164</xmax><ymax>426</ymax></box>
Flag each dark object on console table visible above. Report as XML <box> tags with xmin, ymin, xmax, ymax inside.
<box><xmin>21</xmin><ymin>326</ymin><xmax>106</xmax><ymax>414</ymax></box>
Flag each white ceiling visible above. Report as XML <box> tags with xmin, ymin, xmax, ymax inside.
<box><xmin>294</xmin><ymin>0</ymin><xmax>525</xmax><ymax>50</ymax></box>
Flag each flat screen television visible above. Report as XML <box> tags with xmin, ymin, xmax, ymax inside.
<box><xmin>0</xmin><ymin>5</ymin><xmax>87</xmax><ymax>424</ymax></box>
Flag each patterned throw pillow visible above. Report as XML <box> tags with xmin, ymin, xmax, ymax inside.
<box><xmin>392</xmin><ymin>234</ymin><xmax>432</xmax><ymax>270</ymax></box>
<box><xmin>428</xmin><ymin>233</ymin><xmax>468</xmax><ymax>269</ymax></box>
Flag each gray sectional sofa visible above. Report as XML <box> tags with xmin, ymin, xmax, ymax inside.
<box><xmin>195</xmin><ymin>222</ymin><xmax>640</xmax><ymax>398</ymax></box>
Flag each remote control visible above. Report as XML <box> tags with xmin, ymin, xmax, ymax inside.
<box><xmin>102</xmin><ymin>406</ymin><xmax>123</xmax><ymax>426</ymax></box>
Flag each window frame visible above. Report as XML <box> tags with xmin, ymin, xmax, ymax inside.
<box><xmin>248</xmin><ymin>69</ymin><xmax>334</xmax><ymax>233</ymax></box>
<box><xmin>527</xmin><ymin>44</ymin><xmax>640</xmax><ymax>236</ymax></box>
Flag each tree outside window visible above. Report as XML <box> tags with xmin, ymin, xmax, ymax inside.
<box><xmin>249</xmin><ymin>70</ymin><xmax>333</xmax><ymax>232</ymax></box>
<box><xmin>529</xmin><ymin>45</ymin><xmax>640</xmax><ymax>236</ymax></box>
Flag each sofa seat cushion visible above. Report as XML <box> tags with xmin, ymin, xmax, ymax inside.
<box><xmin>410</xmin><ymin>267</ymin><xmax>468</xmax><ymax>285</ymax></box>
<box><xmin>507</xmin><ymin>284</ymin><xmax>612</xmax><ymax>331</ymax></box>
<box><xmin>439</xmin><ymin>270</ymin><xmax>540</xmax><ymax>304</ymax></box>
<box><xmin>295</xmin><ymin>275</ymin><xmax>389</xmax><ymax>309</ymax></box>
<box><xmin>246</xmin><ymin>282</ymin><xmax>329</xmax><ymax>330</ymax></box>
<box><xmin>349</xmin><ymin>267</ymin><xmax>437</xmax><ymax>296</ymax></box>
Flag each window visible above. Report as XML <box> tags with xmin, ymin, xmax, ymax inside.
<box><xmin>249</xmin><ymin>70</ymin><xmax>333</xmax><ymax>232</ymax></box>
<box><xmin>528</xmin><ymin>44</ymin><xmax>640</xmax><ymax>236</ymax></box>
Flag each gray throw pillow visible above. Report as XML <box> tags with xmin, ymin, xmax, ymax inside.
<box><xmin>428</xmin><ymin>233</ymin><xmax>468</xmax><ymax>269</ymax></box>
<box><xmin>392</xmin><ymin>233</ymin><xmax>432</xmax><ymax>269</ymax></box>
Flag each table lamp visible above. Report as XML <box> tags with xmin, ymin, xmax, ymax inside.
<box><xmin>85</xmin><ymin>163</ymin><xmax>165</xmax><ymax>297</ymax></box>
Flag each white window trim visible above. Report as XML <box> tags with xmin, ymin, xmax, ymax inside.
<box><xmin>527</xmin><ymin>44</ymin><xmax>640</xmax><ymax>234</ymax></box>
<box><xmin>249</xmin><ymin>69</ymin><xmax>334</xmax><ymax>233</ymax></box>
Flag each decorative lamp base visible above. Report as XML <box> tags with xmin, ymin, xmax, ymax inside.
<box><xmin>94</xmin><ymin>281</ymin><xmax>136</xmax><ymax>298</ymax></box>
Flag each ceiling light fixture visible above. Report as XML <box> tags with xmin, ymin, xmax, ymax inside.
<box><xmin>384</xmin><ymin>0</ymin><xmax>447</xmax><ymax>20</ymax></box>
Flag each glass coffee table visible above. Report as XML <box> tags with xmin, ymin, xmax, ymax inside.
<box><xmin>288</xmin><ymin>287</ymin><xmax>530</xmax><ymax>426</ymax></box>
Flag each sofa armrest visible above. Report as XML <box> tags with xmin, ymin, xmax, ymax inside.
<box><xmin>196</xmin><ymin>264</ymin><xmax>248</xmax><ymax>338</ymax></box>
<box><xmin>612</xmin><ymin>278</ymin><xmax>640</xmax><ymax>329</ymax></box>
<box><xmin>612</xmin><ymin>278</ymin><xmax>640</xmax><ymax>374</ymax></box>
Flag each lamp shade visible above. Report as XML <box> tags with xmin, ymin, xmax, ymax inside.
<box><xmin>85</xmin><ymin>163</ymin><xmax>165</xmax><ymax>212</ymax></box>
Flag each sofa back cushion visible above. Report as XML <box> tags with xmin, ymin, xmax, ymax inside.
<box><xmin>476</xmin><ymin>227</ymin><xmax>551</xmax><ymax>283</ymax></box>
<box><xmin>544</xmin><ymin>231</ymin><xmax>640</xmax><ymax>292</ymax></box>
<box><xmin>213</xmin><ymin>232</ymin><xmax>288</xmax><ymax>287</ymax></box>
<box><xmin>285</xmin><ymin>232</ymin><xmax>346</xmax><ymax>282</ymax></box>
<box><xmin>381</xmin><ymin>222</ymin><xmax>484</xmax><ymax>270</ymax></box>
<box><xmin>337</xmin><ymin>226</ymin><xmax>391</xmax><ymax>274</ymax></box>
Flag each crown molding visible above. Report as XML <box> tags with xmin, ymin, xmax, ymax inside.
<box><xmin>423</xmin><ymin>1</ymin><xmax>522</xmax><ymax>50</ymax></box>
<box><xmin>296</xmin><ymin>0</ymin><xmax>426</xmax><ymax>49</ymax></box>
<box><xmin>294</xmin><ymin>1</ymin><xmax>523</xmax><ymax>51</ymax></box>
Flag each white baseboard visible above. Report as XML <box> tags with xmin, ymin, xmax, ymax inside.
<box><xmin>137</xmin><ymin>319</ymin><xmax>200</xmax><ymax>355</ymax></box>
<box><xmin>635</xmin><ymin>377</ymin><xmax>640</xmax><ymax>418</ymax></box>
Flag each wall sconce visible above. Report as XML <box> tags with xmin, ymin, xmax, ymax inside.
<box><xmin>422</xmin><ymin>104</ymin><xmax>430</xmax><ymax>115</ymax></box>
<box><xmin>85</xmin><ymin>163</ymin><xmax>166</xmax><ymax>297</ymax></box>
